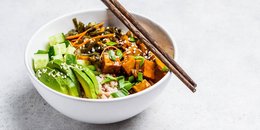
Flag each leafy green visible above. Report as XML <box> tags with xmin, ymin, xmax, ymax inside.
<box><xmin>48</xmin><ymin>46</ymin><xmax>55</xmax><ymax>59</ymax></box>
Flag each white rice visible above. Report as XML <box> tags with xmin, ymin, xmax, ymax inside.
<box><xmin>96</xmin><ymin>75</ymin><xmax>119</xmax><ymax>99</ymax></box>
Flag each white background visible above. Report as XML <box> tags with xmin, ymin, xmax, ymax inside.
<box><xmin>1</xmin><ymin>0</ymin><xmax>260</xmax><ymax>129</ymax></box>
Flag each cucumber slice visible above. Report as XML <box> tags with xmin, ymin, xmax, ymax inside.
<box><xmin>35</xmin><ymin>50</ymin><xmax>48</xmax><ymax>54</ymax></box>
<box><xmin>53</xmin><ymin>43</ymin><xmax>66</xmax><ymax>55</ymax></box>
<box><xmin>66</xmin><ymin>45</ymin><xmax>76</xmax><ymax>54</ymax></box>
<box><xmin>52</xmin><ymin>54</ymin><xmax>63</xmax><ymax>60</ymax></box>
<box><xmin>77</xmin><ymin>60</ymin><xmax>90</xmax><ymax>66</ymax></box>
<box><xmin>33</xmin><ymin>54</ymin><xmax>49</xmax><ymax>70</ymax></box>
<box><xmin>49</xmin><ymin>33</ymin><xmax>65</xmax><ymax>46</ymax></box>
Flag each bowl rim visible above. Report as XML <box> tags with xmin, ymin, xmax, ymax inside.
<box><xmin>25</xmin><ymin>9</ymin><xmax>178</xmax><ymax>103</ymax></box>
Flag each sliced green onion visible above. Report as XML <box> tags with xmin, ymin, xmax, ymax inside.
<box><xmin>129</xmin><ymin>37</ymin><xmax>136</xmax><ymax>42</ymax></box>
<box><xmin>116</xmin><ymin>49</ymin><xmax>123</xmax><ymax>59</ymax></box>
<box><xmin>120</xmin><ymin>88</ymin><xmax>129</xmax><ymax>95</ymax></box>
<box><xmin>128</xmin><ymin>75</ymin><xmax>135</xmax><ymax>83</ymax></box>
<box><xmin>101</xmin><ymin>78</ymin><xmax>112</xmax><ymax>84</ymax></box>
<box><xmin>118</xmin><ymin>78</ymin><xmax>125</xmax><ymax>88</ymax></box>
<box><xmin>135</xmin><ymin>56</ymin><xmax>145</xmax><ymax>67</ymax></box>
<box><xmin>162</xmin><ymin>66</ymin><xmax>169</xmax><ymax>72</ymax></box>
<box><xmin>108</xmin><ymin>50</ymin><xmax>116</xmax><ymax>61</ymax></box>
<box><xmin>111</xmin><ymin>87</ymin><xmax>130</xmax><ymax>98</ymax></box>
<box><xmin>137</xmin><ymin>72</ymin><xmax>143</xmax><ymax>82</ymax></box>
<box><xmin>106</xmin><ymin>75</ymin><xmax>117</xmax><ymax>81</ymax></box>
<box><xmin>106</xmin><ymin>41</ymin><xmax>117</xmax><ymax>46</ymax></box>
<box><xmin>117</xmin><ymin>76</ymin><xmax>124</xmax><ymax>80</ymax></box>
<box><xmin>123</xmin><ymin>82</ymin><xmax>133</xmax><ymax>90</ymax></box>
<box><xmin>87</xmin><ymin>65</ymin><xmax>96</xmax><ymax>71</ymax></box>
<box><xmin>111</xmin><ymin>91</ymin><xmax>126</xmax><ymax>98</ymax></box>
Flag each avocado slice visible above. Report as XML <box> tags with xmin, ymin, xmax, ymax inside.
<box><xmin>72</xmin><ymin>67</ymin><xmax>97</xmax><ymax>99</ymax></box>
<box><xmin>47</xmin><ymin>59</ymin><xmax>80</xmax><ymax>97</ymax></box>
<box><xmin>36</xmin><ymin>67</ymin><xmax>68</xmax><ymax>95</ymax></box>
<box><xmin>82</xmin><ymin>66</ymin><xmax>100</xmax><ymax>95</ymax></box>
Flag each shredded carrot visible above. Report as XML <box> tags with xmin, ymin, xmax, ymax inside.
<box><xmin>94</xmin><ymin>22</ymin><xmax>104</xmax><ymax>29</ymax></box>
<box><xmin>74</xmin><ymin>30</ymin><xmax>88</xmax><ymax>42</ymax></box>
<box><xmin>73</xmin><ymin>34</ymin><xmax>115</xmax><ymax>48</ymax></box>
<box><xmin>94</xmin><ymin>33</ymin><xmax>115</xmax><ymax>39</ymax></box>
<box><xmin>66</xmin><ymin>34</ymin><xmax>80</xmax><ymax>40</ymax></box>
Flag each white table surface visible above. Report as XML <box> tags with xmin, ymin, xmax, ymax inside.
<box><xmin>1</xmin><ymin>0</ymin><xmax>260</xmax><ymax>129</ymax></box>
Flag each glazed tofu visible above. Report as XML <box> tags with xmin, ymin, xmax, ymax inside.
<box><xmin>122</xmin><ymin>56</ymin><xmax>135</xmax><ymax>75</ymax></box>
<box><xmin>101</xmin><ymin>53</ymin><xmax>121</xmax><ymax>74</ymax></box>
<box><xmin>143</xmin><ymin>60</ymin><xmax>155</xmax><ymax>80</ymax></box>
<box><xmin>133</xmin><ymin>79</ymin><xmax>151</xmax><ymax>92</ymax></box>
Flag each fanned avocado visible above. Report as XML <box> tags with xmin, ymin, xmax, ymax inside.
<box><xmin>82</xmin><ymin>66</ymin><xmax>100</xmax><ymax>95</ymax></box>
<box><xmin>62</xmin><ymin>77</ymin><xmax>79</xmax><ymax>97</ymax></box>
<box><xmin>36</xmin><ymin>67</ymin><xmax>68</xmax><ymax>95</ymax></box>
<box><xmin>72</xmin><ymin>67</ymin><xmax>97</xmax><ymax>99</ymax></box>
<box><xmin>47</xmin><ymin>59</ymin><xmax>80</xmax><ymax>97</ymax></box>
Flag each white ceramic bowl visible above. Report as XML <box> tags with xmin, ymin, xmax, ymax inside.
<box><xmin>25</xmin><ymin>9</ymin><xmax>176</xmax><ymax>124</ymax></box>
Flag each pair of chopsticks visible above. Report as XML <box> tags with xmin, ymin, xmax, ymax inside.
<box><xmin>101</xmin><ymin>0</ymin><xmax>197</xmax><ymax>92</ymax></box>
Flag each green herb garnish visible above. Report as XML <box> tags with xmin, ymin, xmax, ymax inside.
<box><xmin>106</xmin><ymin>75</ymin><xmax>117</xmax><ymax>81</ymax></box>
<box><xmin>87</xmin><ymin>65</ymin><xmax>96</xmax><ymax>71</ymax></box>
<box><xmin>116</xmin><ymin>49</ymin><xmax>123</xmax><ymax>59</ymax></box>
<box><xmin>108</xmin><ymin>50</ymin><xmax>116</xmax><ymax>61</ymax></box>
<box><xmin>162</xmin><ymin>66</ymin><xmax>169</xmax><ymax>72</ymax></box>
<box><xmin>129</xmin><ymin>37</ymin><xmax>136</xmax><ymax>42</ymax></box>
<box><xmin>135</xmin><ymin>56</ymin><xmax>145</xmax><ymax>67</ymax></box>
<box><xmin>101</xmin><ymin>78</ymin><xmax>111</xmax><ymax>84</ymax></box>
<box><xmin>128</xmin><ymin>75</ymin><xmax>135</xmax><ymax>83</ymax></box>
<box><xmin>122</xmin><ymin>82</ymin><xmax>132</xmax><ymax>90</ymax></box>
<box><xmin>106</xmin><ymin>41</ymin><xmax>117</xmax><ymax>46</ymax></box>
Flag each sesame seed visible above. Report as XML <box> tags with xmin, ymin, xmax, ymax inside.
<box><xmin>92</xmin><ymin>48</ymin><xmax>95</xmax><ymax>52</ymax></box>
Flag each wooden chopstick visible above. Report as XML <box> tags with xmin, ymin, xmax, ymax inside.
<box><xmin>109</xmin><ymin>0</ymin><xmax>197</xmax><ymax>88</ymax></box>
<box><xmin>101</xmin><ymin>0</ymin><xmax>197</xmax><ymax>92</ymax></box>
